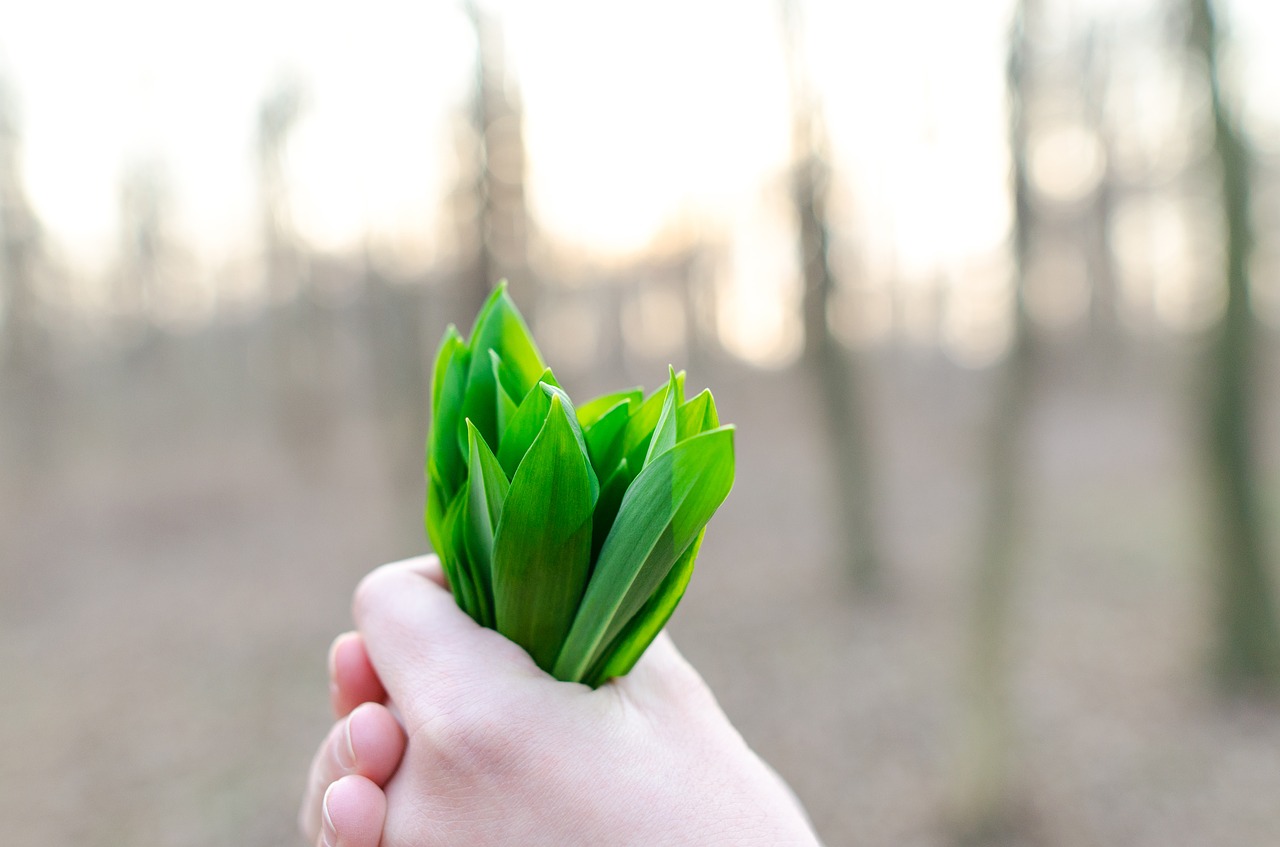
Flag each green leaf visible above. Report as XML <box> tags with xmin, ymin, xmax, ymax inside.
<box><xmin>576</xmin><ymin>388</ymin><xmax>641</xmax><ymax>429</ymax></box>
<box><xmin>461</xmin><ymin>283</ymin><xmax>547</xmax><ymax>451</ymax></box>
<box><xmin>490</xmin><ymin>351</ymin><xmax>520</xmax><ymax>438</ymax></box>
<box><xmin>496</xmin><ymin>376</ymin><xmax>554</xmax><ymax>479</ymax></box>
<box><xmin>539</xmin><ymin>382</ymin><xmax>599</xmax><ymax>503</ymax></box>
<box><xmin>590</xmin><ymin>459</ymin><xmax>630</xmax><ymax>565</ymax></box>
<box><xmin>425</xmin><ymin>458</ymin><xmax>448</xmax><ymax>559</ymax></box>
<box><xmin>488</xmin><ymin>347</ymin><xmax>529</xmax><ymax>400</ymax></box>
<box><xmin>431</xmin><ymin>325</ymin><xmax>464</xmax><ymax>418</ymax></box>
<box><xmin>582</xmin><ymin>399</ymin><xmax>633</xmax><ymax>479</ymax></box>
<box><xmin>642</xmin><ymin>367</ymin><xmax>680</xmax><ymax>468</ymax></box>
<box><xmin>428</xmin><ymin>327</ymin><xmax>470</xmax><ymax>498</ymax></box>
<box><xmin>553</xmin><ymin>425</ymin><xmax>735</xmax><ymax>682</ymax></box>
<box><xmin>676</xmin><ymin>388</ymin><xmax>719</xmax><ymax>440</ymax></box>
<box><xmin>463</xmin><ymin>420</ymin><xmax>508</xmax><ymax>629</ymax></box>
<box><xmin>583</xmin><ymin>527</ymin><xmax>705</xmax><ymax>687</ymax></box>
<box><xmin>492</xmin><ymin>395</ymin><xmax>596</xmax><ymax>673</ymax></box>
<box><xmin>441</xmin><ymin>482</ymin><xmax>482</xmax><ymax>624</ymax></box>
<box><xmin>494</xmin><ymin>375</ymin><xmax>598</xmax><ymax>501</ymax></box>
<box><xmin>620</xmin><ymin>370</ymin><xmax>685</xmax><ymax>474</ymax></box>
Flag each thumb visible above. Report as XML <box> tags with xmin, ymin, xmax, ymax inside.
<box><xmin>352</xmin><ymin>556</ymin><xmax>542</xmax><ymax>712</ymax></box>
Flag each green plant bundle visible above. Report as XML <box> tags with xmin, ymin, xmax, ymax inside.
<box><xmin>425</xmin><ymin>283</ymin><xmax>735</xmax><ymax>687</ymax></box>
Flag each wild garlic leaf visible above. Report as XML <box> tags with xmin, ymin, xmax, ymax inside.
<box><xmin>538</xmin><ymin>381</ymin><xmax>600</xmax><ymax>504</ymax></box>
<box><xmin>431</xmin><ymin>324</ymin><xmax>464</xmax><ymax>418</ymax></box>
<box><xmin>583</xmin><ymin>527</ymin><xmax>705</xmax><ymax>687</ymax></box>
<box><xmin>676</xmin><ymin>388</ymin><xmax>719</xmax><ymax>440</ymax></box>
<box><xmin>441</xmin><ymin>480</ymin><xmax>482</xmax><ymax>624</ymax></box>
<box><xmin>492</xmin><ymin>395</ymin><xmax>596</xmax><ymax>673</ymax></box>
<box><xmin>496</xmin><ymin>376</ymin><xmax>555</xmax><ymax>479</ymax></box>
<box><xmin>461</xmin><ymin>284</ymin><xmax>546</xmax><ymax>451</ymax></box>
<box><xmin>429</xmin><ymin>327</ymin><xmax>470</xmax><ymax>498</ymax></box>
<box><xmin>621</xmin><ymin>370</ymin><xmax>686</xmax><ymax>474</ymax></box>
<box><xmin>425</xmin><ymin>456</ymin><xmax>448</xmax><ymax>560</ymax></box>
<box><xmin>582</xmin><ymin>399</ymin><xmax>633</xmax><ymax>480</ymax></box>
<box><xmin>576</xmin><ymin>388</ymin><xmax>641</xmax><ymax>429</ymax></box>
<box><xmin>642</xmin><ymin>367</ymin><xmax>680</xmax><ymax>468</ymax></box>
<box><xmin>490</xmin><ymin>351</ymin><xmax>520</xmax><ymax>437</ymax></box>
<box><xmin>590</xmin><ymin>458</ymin><xmax>630</xmax><ymax>566</ymax></box>
<box><xmin>553</xmin><ymin>425</ymin><xmax>735</xmax><ymax>681</ymax></box>
<box><xmin>463</xmin><ymin>420</ymin><xmax>509</xmax><ymax>629</ymax></box>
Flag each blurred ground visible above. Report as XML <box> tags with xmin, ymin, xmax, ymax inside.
<box><xmin>2</xmin><ymin>332</ymin><xmax>1279</xmax><ymax>846</ymax></box>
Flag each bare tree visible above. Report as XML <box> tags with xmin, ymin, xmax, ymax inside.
<box><xmin>359</xmin><ymin>246</ymin><xmax>433</xmax><ymax>503</ymax></box>
<box><xmin>255</xmin><ymin>74</ymin><xmax>337</xmax><ymax>475</ymax></box>
<box><xmin>1079</xmin><ymin>23</ymin><xmax>1121</xmax><ymax>345</ymax></box>
<box><xmin>779</xmin><ymin>0</ymin><xmax>881</xmax><ymax>589</ymax></box>
<box><xmin>456</xmin><ymin>0</ymin><xmax>533</xmax><ymax>316</ymax></box>
<box><xmin>113</xmin><ymin>156</ymin><xmax>179</xmax><ymax>338</ymax></box>
<box><xmin>951</xmin><ymin>1</ymin><xmax>1039</xmax><ymax>839</ymax></box>
<box><xmin>0</xmin><ymin>73</ymin><xmax>42</xmax><ymax>374</ymax></box>
<box><xmin>1187</xmin><ymin>0</ymin><xmax>1280</xmax><ymax>691</ymax></box>
<box><xmin>0</xmin><ymin>72</ymin><xmax>55</xmax><ymax>481</ymax></box>
<box><xmin>256</xmin><ymin>73</ymin><xmax>307</xmax><ymax>303</ymax></box>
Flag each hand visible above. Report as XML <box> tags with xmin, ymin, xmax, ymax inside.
<box><xmin>303</xmin><ymin>555</ymin><xmax>821</xmax><ymax>846</ymax></box>
<box><xmin>298</xmin><ymin>631</ymin><xmax>406</xmax><ymax>847</ymax></box>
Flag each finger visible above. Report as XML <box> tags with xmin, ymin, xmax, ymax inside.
<box><xmin>299</xmin><ymin>703</ymin><xmax>406</xmax><ymax>842</ymax></box>
<box><xmin>329</xmin><ymin>551</ymin><xmax>450</xmax><ymax>717</ymax></box>
<box><xmin>330</xmin><ymin>632</ymin><xmax>387</xmax><ymax>717</ymax></box>
<box><xmin>352</xmin><ymin>557</ymin><xmax>539</xmax><ymax>709</ymax></box>
<box><xmin>320</xmin><ymin>775</ymin><xmax>387</xmax><ymax>847</ymax></box>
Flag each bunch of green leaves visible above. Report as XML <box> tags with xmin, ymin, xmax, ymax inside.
<box><xmin>426</xmin><ymin>283</ymin><xmax>735</xmax><ymax>687</ymax></box>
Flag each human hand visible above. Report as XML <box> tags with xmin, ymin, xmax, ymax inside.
<box><xmin>302</xmin><ymin>555</ymin><xmax>821</xmax><ymax>846</ymax></box>
<box><xmin>298</xmin><ymin>629</ymin><xmax>407</xmax><ymax>847</ymax></box>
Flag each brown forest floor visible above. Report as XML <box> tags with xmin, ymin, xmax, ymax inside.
<box><xmin>2</xmin><ymin>332</ymin><xmax>1279</xmax><ymax>847</ymax></box>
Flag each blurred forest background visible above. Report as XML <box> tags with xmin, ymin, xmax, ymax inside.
<box><xmin>2</xmin><ymin>0</ymin><xmax>1279</xmax><ymax>844</ymax></box>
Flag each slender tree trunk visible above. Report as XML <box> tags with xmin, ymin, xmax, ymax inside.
<box><xmin>780</xmin><ymin>0</ymin><xmax>881</xmax><ymax>589</ymax></box>
<box><xmin>795</xmin><ymin>153</ymin><xmax>881</xmax><ymax>589</ymax></box>
<box><xmin>952</xmin><ymin>2</ymin><xmax>1037</xmax><ymax>838</ymax></box>
<box><xmin>1188</xmin><ymin>0</ymin><xmax>1280</xmax><ymax>691</ymax></box>
<box><xmin>0</xmin><ymin>76</ymin><xmax>41</xmax><ymax>376</ymax></box>
<box><xmin>0</xmin><ymin>75</ymin><xmax>55</xmax><ymax>484</ymax></box>
<box><xmin>462</xmin><ymin>1</ymin><xmax>533</xmax><ymax>316</ymax></box>
<box><xmin>1079</xmin><ymin>24</ymin><xmax>1120</xmax><ymax>349</ymax></box>
<box><xmin>255</xmin><ymin>77</ymin><xmax>334</xmax><ymax>478</ymax></box>
<box><xmin>954</xmin><ymin>335</ymin><xmax>1034</xmax><ymax>843</ymax></box>
<box><xmin>361</xmin><ymin>250</ymin><xmax>431</xmax><ymax>503</ymax></box>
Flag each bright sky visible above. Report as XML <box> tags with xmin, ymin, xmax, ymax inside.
<box><xmin>2</xmin><ymin>0</ymin><xmax>1278</xmax><ymax>360</ymax></box>
<box><xmin>1</xmin><ymin>0</ymin><xmax>473</xmax><ymax>266</ymax></box>
<box><xmin>0</xmin><ymin>0</ymin><xmax>1014</xmax><ymax>264</ymax></box>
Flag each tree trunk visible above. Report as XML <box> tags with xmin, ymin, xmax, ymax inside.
<box><xmin>0</xmin><ymin>74</ymin><xmax>55</xmax><ymax>484</ymax></box>
<box><xmin>780</xmin><ymin>0</ymin><xmax>881</xmax><ymax>589</ymax></box>
<box><xmin>1189</xmin><ymin>0</ymin><xmax>1280</xmax><ymax>691</ymax></box>
<box><xmin>462</xmin><ymin>1</ymin><xmax>533</xmax><ymax>317</ymax></box>
<box><xmin>951</xmin><ymin>2</ymin><xmax>1037</xmax><ymax>838</ymax></box>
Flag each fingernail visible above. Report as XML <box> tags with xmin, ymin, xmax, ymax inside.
<box><xmin>321</xmin><ymin>782</ymin><xmax>339</xmax><ymax>847</ymax></box>
<box><xmin>336</xmin><ymin>715</ymin><xmax>356</xmax><ymax>770</ymax></box>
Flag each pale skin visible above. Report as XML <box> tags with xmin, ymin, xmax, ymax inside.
<box><xmin>300</xmin><ymin>555</ymin><xmax>822</xmax><ymax>847</ymax></box>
